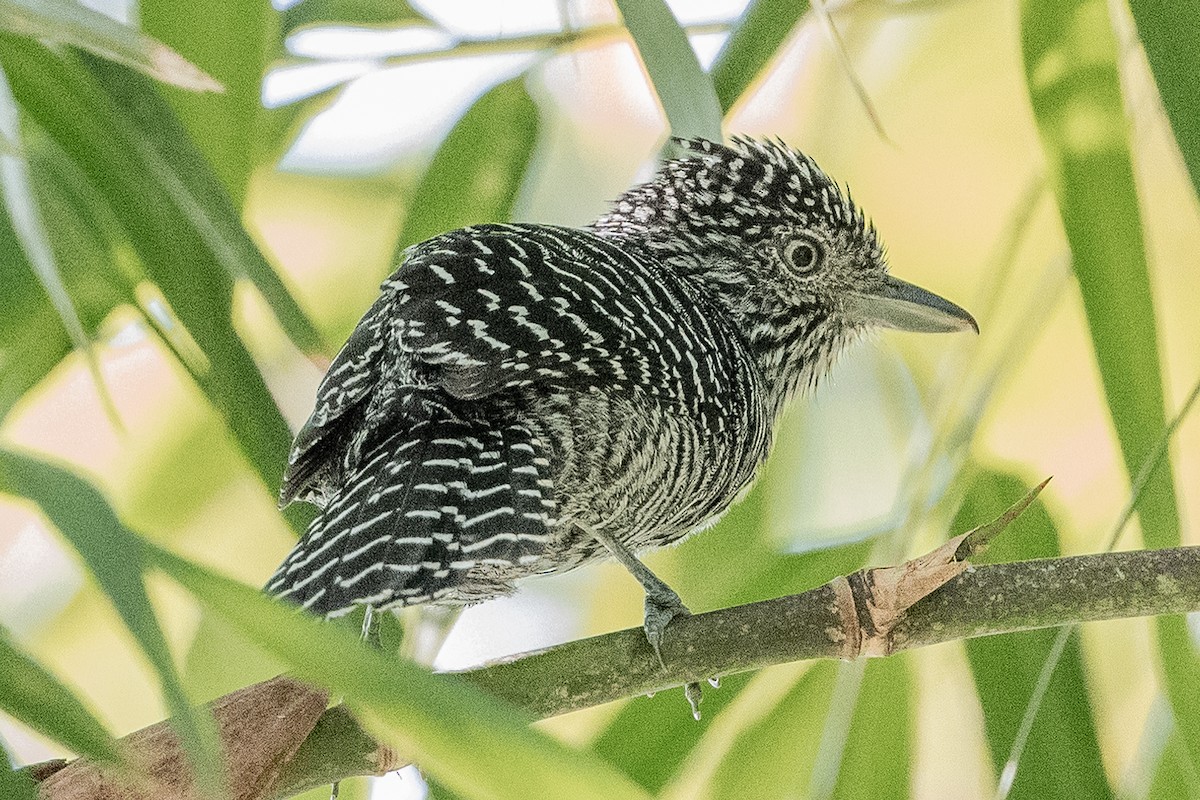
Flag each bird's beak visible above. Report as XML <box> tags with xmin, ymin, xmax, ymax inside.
<box><xmin>845</xmin><ymin>275</ymin><xmax>978</xmax><ymax>334</ymax></box>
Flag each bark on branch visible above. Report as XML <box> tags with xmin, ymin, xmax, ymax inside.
<box><xmin>27</xmin><ymin>544</ymin><xmax>1200</xmax><ymax>799</ymax></box>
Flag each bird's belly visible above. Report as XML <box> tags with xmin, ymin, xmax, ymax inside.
<box><xmin>524</xmin><ymin>387</ymin><xmax>768</xmax><ymax>570</ymax></box>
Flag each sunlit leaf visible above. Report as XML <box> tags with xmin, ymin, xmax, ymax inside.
<box><xmin>957</xmin><ymin>469</ymin><xmax>1113</xmax><ymax>799</ymax></box>
<box><xmin>1019</xmin><ymin>0</ymin><xmax>1200</xmax><ymax>766</ymax></box>
<box><xmin>0</xmin><ymin>448</ymin><xmax>224</xmax><ymax>794</ymax></box>
<box><xmin>613</xmin><ymin>0</ymin><xmax>722</xmax><ymax>143</ymax></box>
<box><xmin>1127</xmin><ymin>1</ymin><xmax>1200</xmax><ymax>198</ymax></box>
<box><xmin>710</xmin><ymin>0</ymin><xmax>807</xmax><ymax>114</ymax></box>
<box><xmin>395</xmin><ymin>74</ymin><xmax>540</xmax><ymax>254</ymax></box>
<box><xmin>829</xmin><ymin>658</ymin><xmax>910</xmax><ymax>800</ymax></box>
<box><xmin>146</xmin><ymin>544</ymin><xmax>654</xmax><ymax>800</ymax></box>
<box><xmin>141</xmin><ymin>0</ymin><xmax>268</xmax><ymax>200</ymax></box>
<box><xmin>0</xmin><ymin>626</ymin><xmax>123</xmax><ymax>765</ymax></box>
<box><xmin>0</xmin><ymin>0</ymin><xmax>219</xmax><ymax>91</ymax></box>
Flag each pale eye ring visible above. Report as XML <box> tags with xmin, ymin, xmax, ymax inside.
<box><xmin>783</xmin><ymin>238</ymin><xmax>823</xmax><ymax>274</ymax></box>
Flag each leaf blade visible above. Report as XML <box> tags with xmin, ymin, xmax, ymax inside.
<box><xmin>0</xmin><ymin>0</ymin><xmax>220</xmax><ymax>91</ymax></box>
<box><xmin>0</xmin><ymin>627</ymin><xmax>123</xmax><ymax>765</ymax></box>
<box><xmin>613</xmin><ymin>0</ymin><xmax>722</xmax><ymax>142</ymax></box>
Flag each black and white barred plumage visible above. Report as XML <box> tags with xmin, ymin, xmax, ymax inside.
<box><xmin>266</xmin><ymin>137</ymin><xmax>974</xmax><ymax>618</ymax></box>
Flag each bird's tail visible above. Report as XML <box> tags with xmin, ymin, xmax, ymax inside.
<box><xmin>265</xmin><ymin>393</ymin><xmax>558</xmax><ymax>617</ymax></box>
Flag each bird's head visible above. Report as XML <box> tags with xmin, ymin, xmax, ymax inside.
<box><xmin>592</xmin><ymin>136</ymin><xmax>976</xmax><ymax>399</ymax></box>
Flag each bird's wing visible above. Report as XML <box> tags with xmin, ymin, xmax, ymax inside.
<box><xmin>267</xmin><ymin>389</ymin><xmax>557</xmax><ymax>616</ymax></box>
<box><xmin>280</xmin><ymin>293</ymin><xmax>393</xmax><ymax>506</ymax></box>
<box><xmin>387</xmin><ymin>223</ymin><xmax>740</xmax><ymax>415</ymax></box>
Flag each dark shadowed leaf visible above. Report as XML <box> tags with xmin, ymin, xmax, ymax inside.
<box><xmin>0</xmin><ymin>0</ymin><xmax>219</xmax><ymax>91</ymax></box>
<box><xmin>281</xmin><ymin>0</ymin><xmax>428</xmax><ymax>38</ymax></box>
<box><xmin>1127</xmin><ymin>1</ymin><xmax>1200</xmax><ymax>198</ymax></box>
<box><xmin>140</xmin><ymin>0</ymin><xmax>269</xmax><ymax>201</ymax></box>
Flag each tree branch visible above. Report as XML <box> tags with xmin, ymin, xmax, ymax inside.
<box><xmin>28</xmin><ymin>545</ymin><xmax>1200</xmax><ymax>799</ymax></box>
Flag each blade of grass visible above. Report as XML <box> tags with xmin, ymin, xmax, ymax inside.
<box><xmin>0</xmin><ymin>447</ymin><xmax>223</xmax><ymax>795</ymax></box>
<box><xmin>394</xmin><ymin>74</ymin><xmax>540</xmax><ymax>255</ymax></box>
<box><xmin>1020</xmin><ymin>0</ymin><xmax>1200</xmax><ymax>765</ymax></box>
<box><xmin>710</xmin><ymin>0</ymin><xmax>808</xmax><ymax>114</ymax></box>
<box><xmin>613</xmin><ymin>0</ymin><xmax>722</xmax><ymax>142</ymax></box>
<box><xmin>0</xmin><ymin>0</ymin><xmax>219</xmax><ymax>92</ymax></box>
<box><xmin>1126</xmin><ymin>0</ymin><xmax>1200</xmax><ymax>198</ymax></box>
<box><xmin>0</xmin><ymin>627</ymin><xmax>123</xmax><ymax>765</ymax></box>
<box><xmin>145</xmin><ymin>545</ymin><xmax>654</xmax><ymax>800</ymax></box>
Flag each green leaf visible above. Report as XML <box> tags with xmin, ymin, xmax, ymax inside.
<box><xmin>281</xmin><ymin>0</ymin><xmax>428</xmax><ymax>38</ymax></box>
<box><xmin>957</xmin><ymin>469</ymin><xmax>1113</xmax><ymax>800</ymax></box>
<box><xmin>145</xmin><ymin>543</ymin><xmax>654</xmax><ymax>800</ymax></box>
<box><xmin>0</xmin><ymin>626</ymin><xmax>123</xmax><ymax>765</ymax></box>
<box><xmin>710</xmin><ymin>0</ymin><xmax>808</xmax><ymax>114</ymax></box>
<box><xmin>0</xmin><ymin>751</ymin><xmax>36</xmax><ymax>800</ymax></box>
<box><xmin>0</xmin><ymin>0</ymin><xmax>219</xmax><ymax>92</ymax></box>
<box><xmin>1019</xmin><ymin>0</ymin><xmax>1200</xmax><ymax>763</ymax></box>
<box><xmin>140</xmin><ymin>0</ymin><xmax>269</xmax><ymax>201</ymax></box>
<box><xmin>395</xmin><ymin>75</ymin><xmax>540</xmax><ymax>254</ymax></box>
<box><xmin>0</xmin><ymin>448</ymin><xmax>224</xmax><ymax>794</ymax></box>
<box><xmin>613</xmin><ymin>0</ymin><xmax>722</xmax><ymax>142</ymax></box>
<box><xmin>0</xmin><ymin>38</ymin><xmax>317</xmax><ymax>527</ymax></box>
<box><xmin>1127</xmin><ymin>1</ymin><xmax>1200</xmax><ymax>199</ymax></box>
<box><xmin>0</xmin><ymin>67</ymin><xmax>116</xmax><ymax>419</ymax></box>
<box><xmin>673</xmin><ymin>662</ymin><xmax>838</xmax><ymax>800</ymax></box>
<box><xmin>829</xmin><ymin>657</ymin><xmax>911</xmax><ymax>800</ymax></box>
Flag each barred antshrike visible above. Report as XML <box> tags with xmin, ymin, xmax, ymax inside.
<box><xmin>266</xmin><ymin>137</ymin><xmax>976</xmax><ymax>669</ymax></box>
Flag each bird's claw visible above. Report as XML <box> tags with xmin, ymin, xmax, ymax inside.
<box><xmin>644</xmin><ymin>592</ymin><xmax>691</xmax><ymax>668</ymax></box>
<box><xmin>685</xmin><ymin>682</ymin><xmax>703</xmax><ymax>720</ymax></box>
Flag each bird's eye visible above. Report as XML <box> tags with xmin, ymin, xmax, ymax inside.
<box><xmin>783</xmin><ymin>238</ymin><xmax>822</xmax><ymax>275</ymax></box>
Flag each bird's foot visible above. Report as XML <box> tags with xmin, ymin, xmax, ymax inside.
<box><xmin>643</xmin><ymin>588</ymin><xmax>691</xmax><ymax>668</ymax></box>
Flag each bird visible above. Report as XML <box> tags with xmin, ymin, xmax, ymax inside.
<box><xmin>265</xmin><ymin>136</ymin><xmax>977</xmax><ymax>668</ymax></box>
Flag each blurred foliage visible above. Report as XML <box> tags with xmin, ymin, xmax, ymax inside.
<box><xmin>0</xmin><ymin>0</ymin><xmax>1198</xmax><ymax>798</ymax></box>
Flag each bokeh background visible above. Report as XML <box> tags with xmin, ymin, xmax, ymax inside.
<box><xmin>1</xmin><ymin>0</ymin><xmax>1198</xmax><ymax>798</ymax></box>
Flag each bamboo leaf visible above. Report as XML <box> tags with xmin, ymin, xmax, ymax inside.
<box><xmin>0</xmin><ymin>37</ymin><xmax>316</xmax><ymax>529</ymax></box>
<box><xmin>145</xmin><ymin>544</ymin><xmax>654</xmax><ymax>800</ymax></box>
<box><xmin>395</xmin><ymin>74</ymin><xmax>540</xmax><ymax>254</ymax></box>
<box><xmin>1019</xmin><ymin>0</ymin><xmax>1200</xmax><ymax>764</ymax></box>
<box><xmin>0</xmin><ymin>67</ymin><xmax>116</xmax><ymax>420</ymax></box>
<box><xmin>710</xmin><ymin>0</ymin><xmax>807</xmax><ymax>114</ymax></box>
<box><xmin>957</xmin><ymin>469</ymin><xmax>1113</xmax><ymax>800</ymax></box>
<box><xmin>140</xmin><ymin>0</ymin><xmax>269</xmax><ymax>200</ymax></box>
<box><xmin>1127</xmin><ymin>0</ymin><xmax>1200</xmax><ymax>198</ymax></box>
<box><xmin>281</xmin><ymin>0</ymin><xmax>428</xmax><ymax>38</ymax></box>
<box><xmin>0</xmin><ymin>448</ymin><xmax>224</xmax><ymax>794</ymax></box>
<box><xmin>0</xmin><ymin>0</ymin><xmax>219</xmax><ymax>92</ymax></box>
<box><xmin>0</xmin><ymin>751</ymin><xmax>36</xmax><ymax>800</ymax></box>
<box><xmin>0</xmin><ymin>626</ymin><xmax>123</xmax><ymax>765</ymax></box>
<box><xmin>613</xmin><ymin>0</ymin><xmax>722</xmax><ymax>142</ymax></box>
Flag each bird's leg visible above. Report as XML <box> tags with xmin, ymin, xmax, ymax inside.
<box><xmin>588</xmin><ymin>526</ymin><xmax>690</xmax><ymax>664</ymax></box>
<box><xmin>588</xmin><ymin>526</ymin><xmax>706</xmax><ymax>719</ymax></box>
